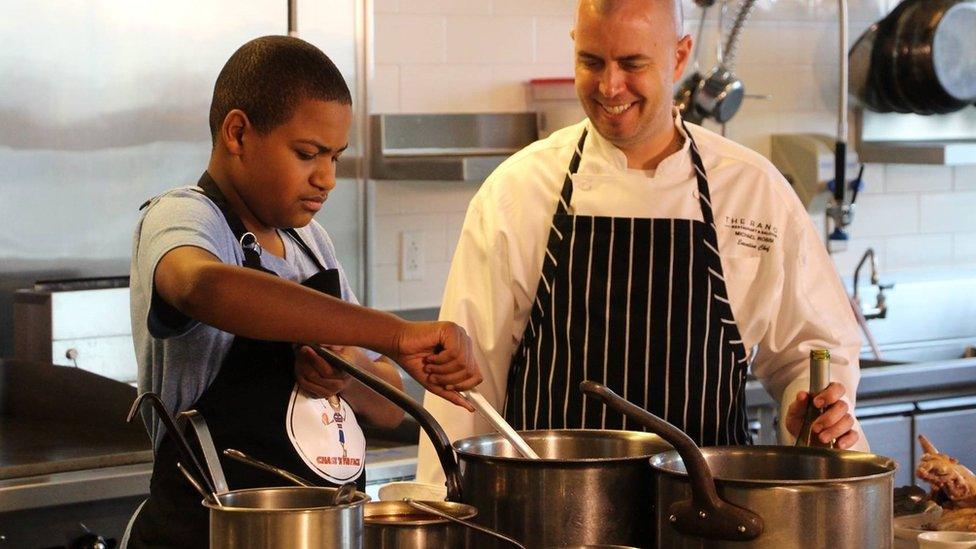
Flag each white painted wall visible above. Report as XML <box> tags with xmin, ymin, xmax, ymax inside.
<box><xmin>367</xmin><ymin>0</ymin><xmax>976</xmax><ymax>310</ymax></box>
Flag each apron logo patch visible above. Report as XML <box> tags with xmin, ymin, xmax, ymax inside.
<box><xmin>287</xmin><ymin>387</ymin><xmax>366</xmax><ymax>483</ymax></box>
<box><xmin>724</xmin><ymin>216</ymin><xmax>778</xmax><ymax>253</ymax></box>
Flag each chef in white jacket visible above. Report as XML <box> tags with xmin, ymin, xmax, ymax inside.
<box><xmin>417</xmin><ymin>0</ymin><xmax>867</xmax><ymax>483</ymax></box>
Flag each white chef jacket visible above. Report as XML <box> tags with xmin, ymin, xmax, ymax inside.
<box><xmin>416</xmin><ymin>111</ymin><xmax>867</xmax><ymax>483</ymax></box>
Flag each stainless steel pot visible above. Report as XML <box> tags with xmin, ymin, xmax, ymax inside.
<box><xmin>455</xmin><ymin>429</ymin><xmax>671</xmax><ymax>548</ymax></box>
<box><xmin>129</xmin><ymin>392</ymin><xmax>371</xmax><ymax>548</ymax></box>
<box><xmin>581</xmin><ymin>380</ymin><xmax>897</xmax><ymax>549</ymax></box>
<box><xmin>652</xmin><ymin>447</ymin><xmax>895</xmax><ymax>548</ymax></box>
<box><xmin>311</xmin><ymin>345</ymin><xmax>672</xmax><ymax>548</ymax></box>
<box><xmin>364</xmin><ymin>500</ymin><xmax>477</xmax><ymax>548</ymax></box>
<box><xmin>204</xmin><ymin>486</ymin><xmax>370</xmax><ymax>549</ymax></box>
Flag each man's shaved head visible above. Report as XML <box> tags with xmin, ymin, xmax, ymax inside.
<box><xmin>571</xmin><ymin>0</ymin><xmax>693</xmax><ymax>168</ymax></box>
<box><xmin>577</xmin><ymin>0</ymin><xmax>684</xmax><ymax>35</ymax></box>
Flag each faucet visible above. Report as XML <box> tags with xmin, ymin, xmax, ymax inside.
<box><xmin>852</xmin><ymin>248</ymin><xmax>893</xmax><ymax>320</ymax></box>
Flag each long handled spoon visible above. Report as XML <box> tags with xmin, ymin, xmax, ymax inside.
<box><xmin>460</xmin><ymin>389</ymin><xmax>540</xmax><ymax>459</ymax></box>
<box><xmin>223</xmin><ymin>448</ymin><xmax>358</xmax><ymax>506</ymax></box>
<box><xmin>406</xmin><ymin>499</ymin><xmax>526</xmax><ymax>549</ymax></box>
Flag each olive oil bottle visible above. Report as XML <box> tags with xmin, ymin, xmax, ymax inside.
<box><xmin>794</xmin><ymin>349</ymin><xmax>835</xmax><ymax>448</ymax></box>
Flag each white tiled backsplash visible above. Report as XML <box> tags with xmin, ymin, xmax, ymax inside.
<box><xmin>367</xmin><ymin>0</ymin><xmax>976</xmax><ymax>310</ymax></box>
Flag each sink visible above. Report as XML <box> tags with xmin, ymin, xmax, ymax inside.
<box><xmin>861</xmin><ymin>340</ymin><xmax>976</xmax><ymax>365</ymax></box>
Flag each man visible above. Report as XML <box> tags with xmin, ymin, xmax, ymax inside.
<box><xmin>418</xmin><ymin>0</ymin><xmax>866</xmax><ymax>482</ymax></box>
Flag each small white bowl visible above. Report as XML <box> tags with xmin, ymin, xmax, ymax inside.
<box><xmin>918</xmin><ymin>531</ymin><xmax>976</xmax><ymax>548</ymax></box>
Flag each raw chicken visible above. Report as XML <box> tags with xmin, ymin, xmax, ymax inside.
<box><xmin>915</xmin><ymin>434</ymin><xmax>976</xmax><ymax>532</ymax></box>
<box><xmin>916</xmin><ymin>435</ymin><xmax>976</xmax><ymax>509</ymax></box>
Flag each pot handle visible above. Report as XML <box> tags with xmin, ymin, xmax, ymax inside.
<box><xmin>580</xmin><ymin>380</ymin><xmax>763</xmax><ymax>542</ymax></box>
<box><xmin>309</xmin><ymin>344</ymin><xmax>463</xmax><ymax>502</ymax></box>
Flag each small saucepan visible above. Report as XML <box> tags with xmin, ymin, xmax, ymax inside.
<box><xmin>581</xmin><ymin>380</ymin><xmax>897</xmax><ymax>549</ymax></box>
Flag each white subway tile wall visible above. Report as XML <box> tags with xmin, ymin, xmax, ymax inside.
<box><xmin>367</xmin><ymin>0</ymin><xmax>976</xmax><ymax>309</ymax></box>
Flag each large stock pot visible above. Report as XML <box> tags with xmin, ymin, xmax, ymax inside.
<box><xmin>454</xmin><ymin>429</ymin><xmax>671</xmax><ymax>548</ymax></box>
<box><xmin>581</xmin><ymin>381</ymin><xmax>897</xmax><ymax>549</ymax></box>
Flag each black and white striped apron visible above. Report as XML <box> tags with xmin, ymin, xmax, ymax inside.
<box><xmin>503</xmin><ymin>122</ymin><xmax>751</xmax><ymax>446</ymax></box>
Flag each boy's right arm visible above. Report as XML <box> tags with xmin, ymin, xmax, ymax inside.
<box><xmin>153</xmin><ymin>245</ymin><xmax>482</xmax><ymax>410</ymax></box>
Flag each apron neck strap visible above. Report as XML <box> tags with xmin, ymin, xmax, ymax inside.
<box><xmin>196</xmin><ymin>172</ymin><xmax>264</xmax><ymax>270</ymax></box>
<box><xmin>678</xmin><ymin>118</ymin><xmax>717</xmax><ymax>228</ymax></box>
<box><xmin>555</xmin><ymin>129</ymin><xmax>589</xmax><ymax>216</ymax></box>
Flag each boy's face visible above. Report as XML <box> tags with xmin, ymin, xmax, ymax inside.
<box><xmin>236</xmin><ymin>99</ymin><xmax>352</xmax><ymax>229</ymax></box>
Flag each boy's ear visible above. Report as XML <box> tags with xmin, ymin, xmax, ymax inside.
<box><xmin>220</xmin><ymin>109</ymin><xmax>250</xmax><ymax>155</ymax></box>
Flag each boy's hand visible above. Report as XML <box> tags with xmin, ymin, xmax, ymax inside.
<box><xmin>784</xmin><ymin>381</ymin><xmax>860</xmax><ymax>449</ymax></box>
<box><xmin>392</xmin><ymin>321</ymin><xmax>482</xmax><ymax>411</ymax></box>
<box><xmin>294</xmin><ymin>344</ymin><xmax>361</xmax><ymax>398</ymax></box>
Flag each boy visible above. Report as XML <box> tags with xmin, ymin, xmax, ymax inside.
<box><xmin>124</xmin><ymin>36</ymin><xmax>480</xmax><ymax>547</ymax></box>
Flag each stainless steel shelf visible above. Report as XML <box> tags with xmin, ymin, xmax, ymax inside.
<box><xmin>369</xmin><ymin>113</ymin><xmax>538</xmax><ymax>181</ymax></box>
<box><xmin>856</xmin><ymin>139</ymin><xmax>976</xmax><ymax>165</ymax></box>
<box><xmin>855</xmin><ymin>107</ymin><xmax>976</xmax><ymax>166</ymax></box>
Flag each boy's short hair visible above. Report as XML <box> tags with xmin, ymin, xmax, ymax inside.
<box><xmin>209</xmin><ymin>35</ymin><xmax>352</xmax><ymax>142</ymax></box>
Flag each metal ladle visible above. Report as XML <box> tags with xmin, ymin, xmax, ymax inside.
<box><xmin>406</xmin><ymin>499</ymin><xmax>526</xmax><ymax>549</ymax></box>
<box><xmin>127</xmin><ymin>392</ymin><xmax>222</xmax><ymax>507</ymax></box>
<box><xmin>223</xmin><ymin>448</ymin><xmax>314</xmax><ymax>487</ymax></box>
<box><xmin>177</xmin><ymin>462</ymin><xmax>219</xmax><ymax>506</ymax></box>
<box><xmin>222</xmin><ymin>448</ymin><xmax>358</xmax><ymax>506</ymax></box>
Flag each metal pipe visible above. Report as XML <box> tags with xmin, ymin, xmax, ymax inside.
<box><xmin>356</xmin><ymin>0</ymin><xmax>373</xmax><ymax>305</ymax></box>
<box><xmin>287</xmin><ymin>0</ymin><xmax>298</xmax><ymax>37</ymax></box>
<box><xmin>834</xmin><ymin>0</ymin><xmax>850</xmax><ymax>205</ymax></box>
<box><xmin>852</xmin><ymin>247</ymin><xmax>877</xmax><ymax>301</ymax></box>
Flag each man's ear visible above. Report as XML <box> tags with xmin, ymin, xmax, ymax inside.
<box><xmin>220</xmin><ymin>109</ymin><xmax>249</xmax><ymax>155</ymax></box>
<box><xmin>673</xmin><ymin>34</ymin><xmax>693</xmax><ymax>81</ymax></box>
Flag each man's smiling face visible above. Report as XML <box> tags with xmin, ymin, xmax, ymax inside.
<box><xmin>573</xmin><ymin>0</ymin><xmax>688</xmax><ymax>157</ymax></box>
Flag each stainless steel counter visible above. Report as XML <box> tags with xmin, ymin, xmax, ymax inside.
<box><xmin>745</xmin><ymin>354</ymin><xmax>976</xmax><ymax>408</ymax></box>
<box><xmin>0</xmin><ymin>444</ymin><xmax>421</xmax><ymax>513</ymax></box>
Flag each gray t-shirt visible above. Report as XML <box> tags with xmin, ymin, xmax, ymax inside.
<box><xmin>130</xmin><ymin>186</ymin><xmax>373</xmax><ymax>446</ymax></box>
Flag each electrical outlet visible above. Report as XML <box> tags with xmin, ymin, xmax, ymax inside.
<box><xmin>400</xmin><ymin>231</ymin><xmax>424</xmax><ymax>281</ymax></box>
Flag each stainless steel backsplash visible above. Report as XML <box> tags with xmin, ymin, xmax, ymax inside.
<box><xmin>0</xmin><ymin>0</ymin><xmax>365</xmax><ymax>356</ymax></box>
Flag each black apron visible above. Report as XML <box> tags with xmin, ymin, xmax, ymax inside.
<box><xmin>504</xmin><ymin>121</ymin><xmax>751</xmax><ymax>446</ymax></box>
<box><xmin>127</xmin><ymin>173</ymin><xmax>367</xmax><ymax>548</ymax></box>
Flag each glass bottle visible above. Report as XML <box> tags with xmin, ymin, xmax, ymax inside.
<box><xmin>794</xmin><ymin>349</ymin><xmax>835</xmax><ymax>448</ymax></box>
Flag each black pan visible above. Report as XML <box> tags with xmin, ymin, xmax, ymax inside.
<box><xmin>907</xmin><ymin>0</ymin><xmax>976</xmax><ymax>113</ymax></box>
<box><xmin>868</xmin><ymin>0</ymin><xmax>917</xmax><ymax>113</ymax></box>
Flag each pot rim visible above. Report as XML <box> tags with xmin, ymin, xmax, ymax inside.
<box><xmin>364</xmin><ymin>500</ymin><xmax>478</xmax><ymax>526</ymax></box>
<box><xmin>201</xmin><ymin>486</ymin><xmax>370</xmax><ymax>513</ymax></box>
<box><xmin>453</xmin><ymin>428</ymin><xmax>671</xmax><ymax>464</ymax></box>
<box><xmin>649</xmin><ymin>445</ymin><xmax>897</xmax><ymax>486</ymax></box>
